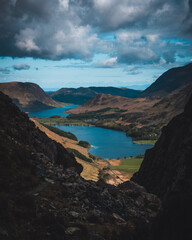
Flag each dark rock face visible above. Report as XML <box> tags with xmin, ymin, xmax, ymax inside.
<box><xmin>0</xmin><ymin>91</ymin><xmax>82</xmax><ymax>174</ymax></box>
<box><xmin>132</xmin><ymin>94</ymin><xmax>192</xmax><ymax>199</ymax></box>
<box><xmin>132</xmin><ymin>94</ymin><xmax>192</xmax><ymax>239</ymax></box>
<box><xmin>0</xmin><ymin>91</ymin><xmax>160</xmax><ymax>239</ymax></box>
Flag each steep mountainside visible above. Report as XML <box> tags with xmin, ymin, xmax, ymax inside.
<box><xmin>140</xmin><ymin>63</ymin><xmax>192</xmax><ymax>98</ymax></box>
<box><xmin>50</xmin><ymin>86</ymin><xmax>141</xmax><ymax>104</ymax></box>
<box><xmin>0</xmin><ymin>91</ymin><xmax>160</xmax><ymax>239</ymax></box>
<box><xmin>0</xmin><ymin>82</ymin><xmax>64</xmax><ymax>112</ymax></box>
<box><xmin>132</xmin><ymin>94</ymin><xmax>192</xmax><ymax>239</ymax></box>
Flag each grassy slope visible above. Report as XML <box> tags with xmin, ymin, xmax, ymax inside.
<box><xmin>133</xmin><ymin>140</ymin><xmax>157</xmax><ymax>145</ymax></box>
<box><xmin>110</xmin><ymin>157</ymin><xmax>143</xmax><ymax>173</ymax></box>
<box><xmin>31</xmin><ymin>119</ymin><xmax>107</xmax><ymax>181</ymax></box>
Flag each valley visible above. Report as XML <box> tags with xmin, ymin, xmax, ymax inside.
<box><xmin>1</xmin><ymin>62</ymin><xmax>192</xmax><ymax>239</ymax></box>
<box><xmin>1</xmin><ymin>1</ymin><xmax>192</xmax><ymax>238</ymax></box>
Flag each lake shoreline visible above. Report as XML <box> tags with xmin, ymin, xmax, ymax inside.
<box><xmin>52</xmin><ymin>124</ymin><xmax>153</xmax><ymax>159</ymax></box>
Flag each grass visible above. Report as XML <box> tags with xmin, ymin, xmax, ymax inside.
<box><xmin>66</xmin><ymin>148</ymin><xmax>93</xmax><ymax>163</ymax></box>
<box><xmin>110</xmin><ymin>157</ymin><xmax>143</xmax><ymax>173</ymax></box>
<box><xmin>37</xmin><ymin>117</ymin><xmax>93</xmax><ymax>126</ymax></box>
<box><xmin>133</xmin><ymin>140</ymin><xmax>156</xmax><ymax>145</ymax></box>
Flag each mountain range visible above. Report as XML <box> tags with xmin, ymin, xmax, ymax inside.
<box><xmin>49</xmin><ymin>86</ymin><xmax>141</xmax><ymax>104</ymax></box>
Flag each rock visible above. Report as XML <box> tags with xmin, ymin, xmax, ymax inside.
<box><xmin>132</xmin><ymin>94</ymin><xmax>192</xmax><ymax>239</ymax></box>
<box><xmin>65</xmin><ymin>227</ymin><xmax>81</xmax><ymax>235</ymax></box>
<box><xmin>69</xmin><ymin>211</ymin><xmax>79</xmax><ymax>218</ymax></box>
<box><xmin>112</xmin><ymin>213</ymin><xmax>126</xmax><ymax>225</ymax></box>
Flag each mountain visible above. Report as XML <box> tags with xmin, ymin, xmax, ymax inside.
<box><xmin>50</xmin><ymin>86</ymin><xmax>141</xmax><ymax>104</ymax></box>
<box><xmin>132</xmin><ymin>93</ymin><xmax>192</xmax><ymax>239</ymax></box>
<box><xmin>140</xmin><ymin>63</ymin><xmax>192</xmax><ymax>98</ymax></box>
<box><xmin>0</xmin><ymin>82</ymin><xmax>65</xmax><ymax>112</ymax></box>
<box><xmin>0</xmin><ymin>91</ymin><xmax>160</xmax><ymax>239</ymax></box>
<box><xmin>134</xmin><ymin>83</ymin><xmax>192</xmax><ymax>126</ymax></box>
<box><xmin>67</xmin><ymin>83</ymin><xmax>192</xmax><ymax>127</ymax></box>
<box><xmin>67</xmin><ymin>93</ymin><xmax>157</xmax><ymax>114</ymax></box>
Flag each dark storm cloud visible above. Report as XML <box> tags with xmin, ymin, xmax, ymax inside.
<box><xmin>0</xmin><ymin>0</ymin><xmax>191</xmax><ymax>63</ymax></box>
<box><xmin>13</xmin><ymin>63</ymin><xmax>30</xmax><ymax>70</ymax></box>
<box><xmin>0</xmin><ymin>0</ymin><xmax>106</xmax><ymax>59</ymax></box>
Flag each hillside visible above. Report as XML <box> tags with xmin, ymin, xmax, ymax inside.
<box><xmin>132</xmin><ymin>93</ymin><xmax>192</xmax><ymax>239</ymax></box>
<box><xmin>0</xmin><ymin>82</ymin><xmax>65</xmax><ymax>112</ymax></box>
<box><xmin>140</xmin><ymin>63</ymin><xmax>192</xmax><ymax>98</ymax></box>
<box><xmin>67</xmin><ymin>83</ymin><xmax>192</xmax><ymax>126</ymax></box>
<box><xmin>50</xmin><ymin>86</ymin><xmax>141</xmax><ymax>104</ymax></box>
<box><xmin>0</xmin><ymin>91</ymin><xmax>160</xmax><ymax>239</ymax></box>
<box><xmin>67</xmin><ymin>93</ymin><xmax>158</xmax><ymax>114</ymax></box>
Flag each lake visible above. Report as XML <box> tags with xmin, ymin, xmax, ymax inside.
<box><xmin>53</xmin><ymin>125</ymin><xmax>153</xmax><ymax>159</ymax></box>
<box><xmin>28</xmin><ymin>105</ymin><xmax>79</xmax><ymax>118</ymax></box>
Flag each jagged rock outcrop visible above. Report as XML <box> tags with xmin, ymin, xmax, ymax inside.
<box><xmin>132</xmin><ymin>94</ymin><xmax>192</xmax><ymax>240</ymax></box>
<box><xmin>0</xmin><ymin>91</ymin><xmax>160</xmax><ymax>239</ymax></box>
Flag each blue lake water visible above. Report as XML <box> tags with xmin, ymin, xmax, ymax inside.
<box><xmin>28</xmin><ymin>105</ymin><xmax>79</xmax><ymax>118</ymax></box>
<box><xmin>54</xmin><ymin>125</ymin><xmax>153</xmax><ymax>159</ymax></box>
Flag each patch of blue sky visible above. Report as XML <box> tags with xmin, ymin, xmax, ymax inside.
<box><xmin>162</xmin><ymin>38</ymin><xmax>191</xmax><ymax>46</ymax></box>
<box><xmin>98</xmin><ymin>33</ymin><xmax>116</xmax><ymax>41</ymax></box>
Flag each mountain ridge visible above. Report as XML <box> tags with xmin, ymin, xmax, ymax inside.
<box><xmin>50</xmin><ymin>86</ymin><xmax>141</xmax><ymax>104</ymax></box>
<box><xmin>140</xmin><ymin>63</ymin><xmax>192</xmax><ymax>98</ymax></box>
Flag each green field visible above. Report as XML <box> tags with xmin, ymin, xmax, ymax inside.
<box><xmin>133</xmin><ymin>140</ymin><xmax>156</xmax><ymax>145</ymax></box>
<box><xmin>110</xmin><ymin>157</ymin><xmax>143</xmax><ymax>173</ymax></box>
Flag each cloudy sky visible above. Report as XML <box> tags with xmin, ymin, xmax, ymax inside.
<box><xmin>0</xmin><ymin>0</ymin><xmax>192</xmax><ymax>90</ymax></box>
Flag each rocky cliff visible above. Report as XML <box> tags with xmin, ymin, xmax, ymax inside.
<box><xmin>0</xmin><ymin>82</ymin><xmax>64</xmax><ymax>112</ymax></box>
<box><xmin>0</xmin><ymin>91</ymin><xmax>160</xmax><ymax>240</ymax></box>
<box><xmin>132</xmin><ymin>94</ymin><xmax>192</xmax><ymax>239</ymax></box>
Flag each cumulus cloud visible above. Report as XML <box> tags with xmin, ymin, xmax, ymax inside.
<box><xmin>115</xmin><ymin>31</ymin><xmax>191</xmax><ymax>64</ymax></box>
<box><xmin>13</xmin><ymin>64</ymin><xmax>30</xmax><ymax>70</ymax></box>
<box><xmin>95</xmin><ymin>57</ymin><xmax>117</xmax><ymax>68</ymax></box>
<box><xmin>0</xmin><ymin>0</ymin><xmax>191</xmax><ymax>63</ymax></box>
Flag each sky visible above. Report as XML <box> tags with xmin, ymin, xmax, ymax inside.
<box><xmin>0</xmin><ymin>0</ymin><xmax>192</xmax><ymax>90</ymax></box>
